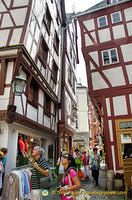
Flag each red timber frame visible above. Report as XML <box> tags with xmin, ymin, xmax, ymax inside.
<box><xmin>77</xmin><ymin>0</ymin><xmax>132</xmax><ymax>170</ymax></box>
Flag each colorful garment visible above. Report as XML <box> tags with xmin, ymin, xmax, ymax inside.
<box><xmin>61</xmin><ymin>169</ymin><xmax>77</xmax><ymax>200</ymax></box>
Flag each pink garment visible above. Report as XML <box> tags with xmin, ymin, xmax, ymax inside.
<box><xmin>61</xmin><ymin>169</ymin><xmax>77</xmax><ymax>200</ymax></box>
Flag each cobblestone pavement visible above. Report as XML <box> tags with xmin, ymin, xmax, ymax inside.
<box><xmin>42</xmin><ymin>170</ymin><xmax>131</xmax><ymax>200</ymax></box>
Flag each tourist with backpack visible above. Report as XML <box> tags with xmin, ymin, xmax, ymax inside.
<box><xmin>31</xmin><ymin>146</ymin><xmax>49</xmax><ymax>200</ymax></box>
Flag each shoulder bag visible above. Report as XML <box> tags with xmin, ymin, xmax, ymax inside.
<box><xmin>68</xmin><ymin>173</ymin><xmax>90</xmax><ymax>200</ymax></box>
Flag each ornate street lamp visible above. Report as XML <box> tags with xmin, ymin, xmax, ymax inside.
<box><xmin>11</xmin><ymin>75</ymin><xmax>27</xmax><ymax>96</ymax></box>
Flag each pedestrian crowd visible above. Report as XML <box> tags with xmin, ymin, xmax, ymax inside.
<box><xmin>0</xmin><ymin>145</ymin><xmax>102</xmax><ymax>200</ymax></box>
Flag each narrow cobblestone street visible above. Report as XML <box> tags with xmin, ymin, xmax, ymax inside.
<box><xmin>42</xmin><ymin>170</ymin><xmax>131</xmax><ymax>200</ymax></box>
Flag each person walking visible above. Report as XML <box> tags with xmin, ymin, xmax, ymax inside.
<box><xmin>59</xmin><ymin>153</ymin><xmax>81</xmax><ymax>200</ymax></box>
<box><xmin>90</xmin><ymin>147</ymin><xmax>101</xmax><ymax>186</ymax></box>
<box><xmin>31</xmin><ymin>146</ymin><xmax>49</xmax><ymax>200</ymax></box>
<box><xmin>56</xmin><ymin>151</ymin><xmax>65</xmax><ymax>183</ymax></box>
<box><xmin>82</xmin><ymin>150</ymin><xmax>89</xmax><ymax>179</ymax></box>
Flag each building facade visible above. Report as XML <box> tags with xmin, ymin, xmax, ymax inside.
<box><xmin>0</xmin><ymin>0</ymin><xmax>78</xmax><ymax>173</ymax></box>
<box><xmin>77</xmin><ymin>0</ymin><xmax>132</xmax><ymax>171</ymax></box>
<box><xmin>58</xmin><ymin>14</ymin><xmax>79</xmax><ymax>154</ymax></box>
<box><xmin>73</xmin><ymin>83</ymin><xmax>89</xmax><ymax>150</ymax></box>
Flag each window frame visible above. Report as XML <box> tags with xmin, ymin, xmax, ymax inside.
<box><xmin>111</xmin><ymin>11</ymin><xmax>122</xmax><ymax>24</ymax></box>
<box><xmin>97</xmin><ymin>15</ymin><xmax>108</xmax><ymax>28</ymax></box>
<box><xmin>28</xmin><ymin>80</ymin><xmax>38</xmax><ymax>108</ymax></box>
<box><xmin>38</xmin><ymin>37</ymin><xmax>49</xmax><ymax>69</ymax></box>
<box><xmin>102</xmin><ymin>48</ymin><xmax>119</xmax><ymax>66</ymax></box>
<box><xmin>51</xmin><ymin>60</ymin><xmax>58</xmax><ymax>84</ymax></box>
<box><xmin>43</xmin><ymin>5</ymin><xmax>52</xmax><ymax>34</ymax></box>
<box><xmin>44</xmin><ymin>94</ymin><xmax>51</xmax><ymax>117</ymax></box>
<box><xmin>53</xmin><ymin>31</ymin><xmax>59</xmax><ymax>55</ymax></box>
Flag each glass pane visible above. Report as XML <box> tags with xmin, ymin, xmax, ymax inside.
<box><xmin>103</xmin><ymin>51</ymin><xmax>110</xmax><ymax>64</ymax></box>
<box><xmin>120</xmin><ymin>121</ymin><xmax>132</xmax><ymax>129</ymax></box>
<box><xmin>112</xmin><ymin>13</ymin><xmax>120</xmax><ymax>23</ymax></box>
<box><xmin>110</xmin><ymin>49</ymin><xmax>117</xmax><ymax>63</ymax></box>
<box><xmin>121</xmin><ymin>134</ymin><xmax>132</xmax><ymax>158</ymax></box>
<box><xmin>99</xmin><ymin>17</ymin><xmax>106</xmax><ymax>27</ymax></box>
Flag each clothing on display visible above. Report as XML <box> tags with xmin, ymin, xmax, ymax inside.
<box><xmin>2</xmin><ymin>168</ymin><xmax>31</xmax><ymax>200</ymax></box>
<box><xmin>19</xmin><ymin>139</ymin><xmax>25</xmax><ymax>152</ymax></box>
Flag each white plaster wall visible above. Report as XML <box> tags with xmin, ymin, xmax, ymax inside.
<box><xmin>92</xmin><ymin>72</ymin><xmax>109</xmax><ymax>90</ymax></box>
<box><xmin>1</xmin><ymin>13</ymin><xmax>13</xmax><ymax>28</ymax></box>
<box><xmin>112</xmin><ymin>24</ymin><xmax>125</xmax><ymax>39</ymax></box>
<box><xmin>0</xmin><ymin>88</ymin><xmax>10</xmax><ymax>110</ymax></box>
<box><xmin>91</xmin><ymin>32</ymin><xmax>97</xmax><ymax>43</ymax></box>
<box><xmin>38</xmin><ymin>106</ymin><xmax>43</xmax><ymax>125</ymax></box>
<box><xmin>15</xmin><ymin>96</ymin><xmax>23</xmax><ymax>115</ymax></box>
<box><xmin>106</xmin><ymin>98</ymin><xmax>111</xmax><ymax>116</ymax></box>
<box><xmin>89</xmin><ymin>51</ymin><xmax>99</xmax><ymax>66</ymax></box>
<box><xmin>83</xmin><ymin>19</ymin><xmax>95</xmax><ymax>31</ymax></box>
<box><xmin>26</xmin><ymin>33</ymin><xmax>33</xmax><ymax>53</ymax></box>
<box><xmin>127</xmin><ymin>22</ymin><xmax>132</xmax><ymax>36</ymax></box>
<box><xmin>44</xmin><ymin>116</ymin><xmax>50</xmax><ymax>128</ymax></box>
<box><xmin>10</xmin><ymin>8</ymin><xmax>27</xmax><ymax>26</ymax></box>
<box><xmin>85</xmin><ymin>34</ymin><xmax>93</xmax><ymax>46</ymax></box>
<box><xmin>31</xmin><ymin>42</ymin><xmax>37</xmax><ymax>60</ymax></box>
<box><xmin>113</xmin><ymin>96</ymin><xmax>127</xmax><ymax>116</ymax></box>
<box><xmin>111</xmin><ymin>145</ymin><xmax>116</xmax><ymax>172</ymax></box>
<box><xmin>6</xmin><ymin>129</ymin><xmax>18</xmax><ymax>174</ymax></box>
<box><xmin>10</xmin><ymin>28</ymin><xmax>23</xmax><ymax>45</ymax></box>
<box><xmin>90</xmin><ymin>62</ymin><xmax>96</xmax><ymax>70</ymax></box>
<box><xmin>0</xmin><ymin>29</ymin><xmax>10</xmax><ymax>46</ymax></box>
<box><xmin>121</xmin><ymin>43</ymin><xmax>132</xmax><ymax>62</ymax></box>
<box><xmin>0</xmin><ymin>49</ymin><xmax>18</xmax><ymax>57</ymax></box>
<box><xmin>129</xmin><ymin>94</ymin><xmax>132</xmax><ymax>113</ymax></box>
<box><xmin>108</xmin><ymin>120</ymin><xmax>113</xmax><ymax>142</ymax></box>
<box><xmin>124</xmin><ymin>7</ymin><xmax>132</xmax><ymax>22</ymax></box>
<box><xmin>125</xmin><ymin>64</ymin><xmax>132</xmax><ymax>84</ymax></box>
<box><xmin>5</xmin><ymin>62</ymin><xmax>14</xmax><ymax>84</ymax></box>
<box><xmin>98</xmin><ymin>28</ymin><xmax>111</xmax><ymax>43</ymax></box>
<box><xmin>0</xmin><ymin>1</ymin><xmax>7</xmax><ymax>12</ymax></box>
<box><xmin>27</xmin><ymin>104</ymin><xmax>37</xmax><ymax>121</ymax></box>
<box><xmin>22</xmin><ymin>93</ymin><xmax>27</xmax><ymax>114</ymax></box>
<box><xmin>13</xmin><ymin>0</ymin><xmax>29</xmax><ymax>7</ymax></box>
<box><xmin>4</xmin><ymin>0</ymin><xmax>10</xmax><ymax>8</ymax></box>
<box><xmin>38</xmin><ymin>89</ymin><xmax>44</xmax><ymax>106</ymax></box>
<box><xmin>103</xmin><ymin>67</ymin><xmax>125</xmax><ymax>87</ymax></box>
<box><xmin>0</xmin><ymin>122</ymin><xmax>8</xmax><ymax>148</ymax></box>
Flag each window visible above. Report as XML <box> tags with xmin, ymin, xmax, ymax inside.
<box><xmin>76</xmin><ymin>115</ymin><xmax>78</xmax><ymax>129</ymax></box>
<box><xmin>111</xmin><ymin>12</ymin><xmax>121</xmax><ymax>23</ymax></box>
<box><xmin>111</xmin><ymin>0</ymin><xmax>118</xmax><ymax>3</ymax></box>
<box><xmin>68</xmin><ymin>67</ymin><xmax>72</xmax><ymax>85</ymax></box>
<box><xmin>98</xmin><ymin>16</ymin><xmax>107</xmax><ymax>27</ymax></box>
<box><xmin>44</xmin><ymin>6</ymin><xmax>52</xmax><ymax>33</ymax></box>
<box><xmin>54</xmin><ymin>31</ymin><xmax>59</xmax><ymax>55</ymax></box>
<box><xmin>52</xmin><ymin>60</ymin><xmax>58</xmax><ymax>83</ymax></box>
<box><xmin>28</xmin><ymin>82</ymin><xmax>38</xmax><ymax>107</ymax></box>
<box><xmin>44</xmin><ymin>94</ymin><xmax>51</xmax><ymax>117</ymax></box>
<box><xmin>39</xmin><ymin>38</ymin><xmax>48</xmax><ymax>68</ymax></box>
<box><xmin>102</xmin><ymin>48</ymin><xmax>118</xmax><ymax>65</ymax></box>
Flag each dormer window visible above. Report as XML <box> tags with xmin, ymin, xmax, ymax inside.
<box><xmin>98</xmin><ymin>16</ymin><xmax>108</xmax><ymax>27</ymax></box>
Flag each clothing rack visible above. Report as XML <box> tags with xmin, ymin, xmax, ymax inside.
<box><xmin>12</xmin><ymin>164</ymin><xmax>33</xmax><ymax>170</ymax></box>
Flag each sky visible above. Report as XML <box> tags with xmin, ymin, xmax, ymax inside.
<box><xmin>65</xmin><ymin>0</ymin><xmax>103</xmax><ymax>86</ymax></box>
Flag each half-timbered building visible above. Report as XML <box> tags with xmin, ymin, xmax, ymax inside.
<box><xmin>0</xmin><ymin>0</ymin><xmax>69</xmax><ymax>173</ymax></box>
<box><xmin>77</xmin><ymin>0</ymin><xmax>132</xmax><ymax>171</ymax></box>
<box><xmin>58</xmin><ymin>15</ymin><xmax>79</xmax><ymax>154</ymax></box>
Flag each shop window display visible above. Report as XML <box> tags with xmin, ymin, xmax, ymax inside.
<box><xmin>16</xmin><ymin>134</ymin><xmax>40</xmax><ymax>167</ymax></box>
